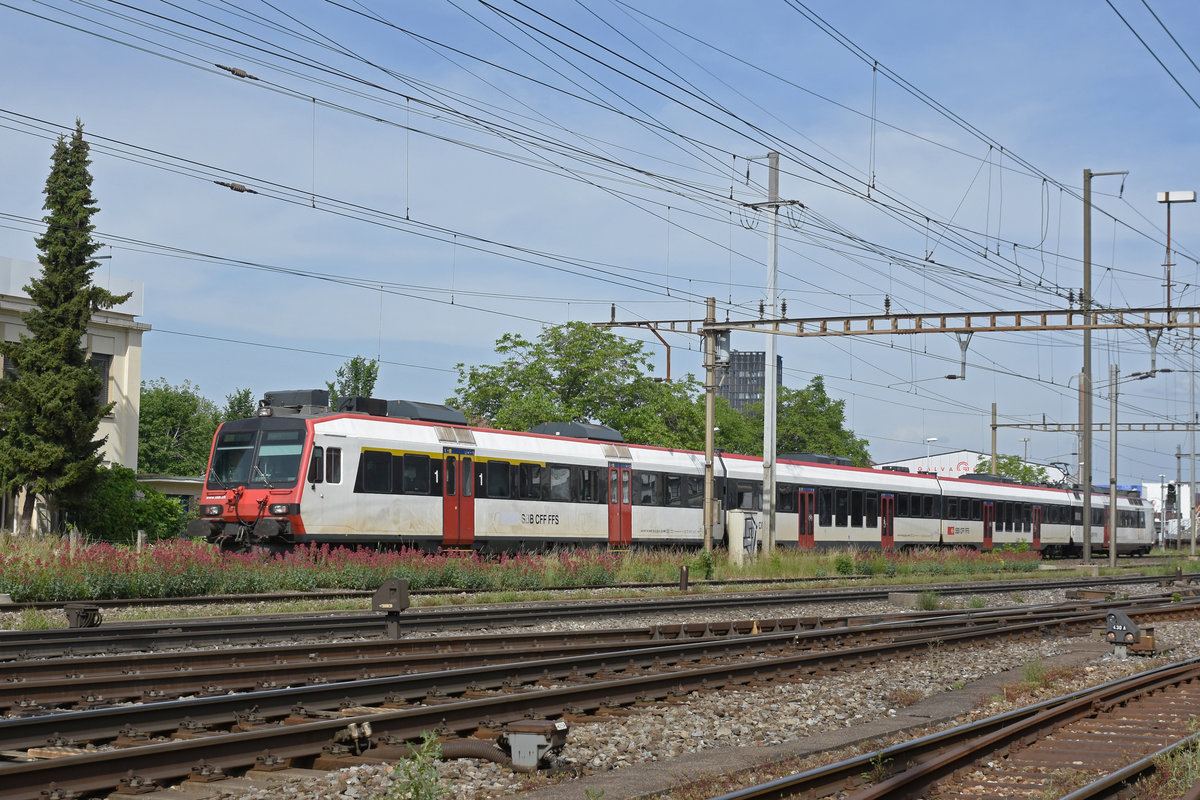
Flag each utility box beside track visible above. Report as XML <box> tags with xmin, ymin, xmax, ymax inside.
<box><xmin>373</xmin><ymin>578</ymin><xmax>410</xmax><ymax>639</ymax></box>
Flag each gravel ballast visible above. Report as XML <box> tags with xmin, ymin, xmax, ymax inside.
<box><xmin>143</xmin><ymin>583</ymin><xmax>1195</xmax><ymax>800</ymax></box>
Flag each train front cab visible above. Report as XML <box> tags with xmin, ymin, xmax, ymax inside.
<box><xmin>188</xmin><ymin>415</ymin><xmax>309</xmax><ymax>551</ymax></box>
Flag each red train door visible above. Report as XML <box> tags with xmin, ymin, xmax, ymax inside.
<box><xmin>442</xmin><ymin>450</ymin><xmax>475</xmax><ymax>547</ymax></box>
<box><xmin>607</xmin><ymin>463</ymin><xmax>632</xmax><ymax>547</ymax></box>
<box><xmin>1032</xmin><ymin>505</ymin><xmax>1042</xmax><ymax>551</ymax></box>
<box><xmin>983</xmin><ymin>501</ymin><xmax>994</xmax><ymax>550</ymax></box>
<box><xmin>798</xmin><ymin>488</ymin><xmax>815</xmax><ymax>548</ymax></box>
<box><xmin>881</xmin><ymin>493</ymin><xmax>895</xmax><ymax>550</ymax></box>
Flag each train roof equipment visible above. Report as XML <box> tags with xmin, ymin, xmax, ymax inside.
<box><xmin>259</xmin><ymin>389</ymin><xmax>330</xmax><ymax>416</ymax></box>
<box><xmin>387</xmin><ymin>400</ymin><xmax>468</xmax><ymax>425</ymax></box>
<box><xmin>958</xmin><ymin>473</ymin><xmax>1018</xmax><ymax>484</ymax></box>
<box><xmin>337</xmin><ymin>396</ymin><xmax>389</xmax><ymax>417</ymax></box>
<box><xmin>528</xmin><ymin>421</ymin><xmax>624</xmax><ymax>442</ymax></box>
<box><xmin>780</xmin><ymin>452</ymin><xmax>853</xmax><ymax>467</ymax></box>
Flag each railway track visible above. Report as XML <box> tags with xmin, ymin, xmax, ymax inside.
<box><xmin>2</xmin><ymin>571</ymin><xmax>1191</xmax><ymax>659</ymax></box>
<box><xmin>3</xmin><ymin>596</ymin><xmax>1200</xmax><ymax>799</ymax></box>
<box><xmin>709</xmin><ymin>656</ymin><xmax>1200</xmax><ymax>800</ymax></box>
<box><xmin>3</xmin><ymin>598</ymin><xmax>1181</xmax><ymax>713</ymax></box>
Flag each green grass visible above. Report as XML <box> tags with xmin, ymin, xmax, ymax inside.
<box><xmin>0</xmin><ymin>535</ymin><xmax>1099</xmax><ymax>604</ymax></box>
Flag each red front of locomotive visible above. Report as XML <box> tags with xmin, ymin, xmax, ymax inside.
<box><xmin>187</xmin><ymin>414</ymin><xmax>312</xmax><ymax>551</ymax></box>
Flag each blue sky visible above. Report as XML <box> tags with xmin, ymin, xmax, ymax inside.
<box><xmin>2</xmin><ymin>0</ymin><xmax>1199</xmax><ymax>487</ymax></box>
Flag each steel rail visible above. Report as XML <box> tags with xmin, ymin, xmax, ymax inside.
<box><xmin>705</xmin><ymin>658</ymin><xmax>1200</xmax><ymax>800</ymax></box>
<box><xmin>2</xmin><ymin>603</ymin><xmax>1135</xmax><ymax>712</ymax></box>
<box><xmin>1</xmin><ymin>572</ymin><xmax>1187</xmax><ymax>659</ymax></box>
<box><xmin>0</xmin><ymin>605</ymin><xmax>1130</xmax><ymax>798</ymax></box>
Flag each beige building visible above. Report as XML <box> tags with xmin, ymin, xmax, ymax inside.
<box><xmin>0</xmin><ymin>256</ymin><xmax>148</xmax><ymax>529</ymax></box>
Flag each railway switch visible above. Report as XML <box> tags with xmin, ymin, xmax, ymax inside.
<box><xmin>373</xmin><ymin>578</ymin><xmax>411</xmax><ymax>639</ymax></box>
<box><xmin>501</xmin><ymin>720</ymin><xmax>569</xmax><ymax>772</ymax></box>
<box><xmin>1105</xmin><ymin>610</ymin><xmax>1156</xmax><ymax>655</ymax></box>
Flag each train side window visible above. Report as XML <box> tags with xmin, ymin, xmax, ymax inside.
<box><xmin>726</xmin><ymin>480</ymin><xmax>755</xmax><ymax>510</ymax></box>
<box><xmin>961</xmin><ymin>498</ymin><xmax>971</xmax><ymax>520</ymax></box>
<box><xmin>462</xmin><ymin>457</ymin><xmax>472</xmax><ymax>497</ymax></box>
<box><xmin>402</xmin><ymin>454</ymin><xmax>431</xmax><ymax>495</ymax></box>
<box><xmin>308</xmin><ymin>446</ymin><xmax>324</xmax><ymax>483</ymax></box>
<box><xmin>1023</xmin><ymin>503</ymin><xmax>1032</xmax><ymax>532</ymax></box>
<box><xmin>922</xmin><ymin>495</ymin><xmax>934</xmax><ymax>518</ymax></box>
<box><xmin>578</xmin><ymin>468</ymin><xmax>601</xmax><ymax>503</ymax></box>
<box><xmin>850</xmin><ymin>489</ymin><xmax>863</xmax><ymax>527</ymax></box>
<box><xmin>777</xmin><ymin>483</ymin><xmax>797</xmax><ymax>513</ymax></box>
<box><xmin>519</xmin><ymin>464</ymin><xmax>544</xmax><ymax>500</ymax></box>
<box><xmin>818</xmin><ymin>487</ymin><xmax>833</xmax><ymax>526</ymax></box>
<box><xmin>634</xmin><ymin>471</ymin><xmax>659</xmax><ymax>505</ymax></box>
<box><xmin>486</xmin><ymin>460</ymin><xmax>510</xmax><ymax>498</ymax></box>
<box><xmin>357</xmin><ymin>450</ymin><xmax>391</xmax><ymax>494</ymax></box>
<box><xmin>865</xmin><ymin>491</ymin><xmax>878</xmax><ymax>527</ymax></box>
<box><xmin>896</xmin><ymin>493</ymin><xmax>909</xmax><ymax>518</ymax></box>
<box><xmin>685</xmin><ymin>475</ymin><xmax>704</xmax><ymax>508</ymax></box>
<box><xmin>945</xmin><ymin>497</ymin><xmax>957</xmax><ymax>519</ymax></box>
<box><xmin>834</xmin><ymin>488</ymin><xmax>848</xmax><ymax>527</ymax></box>
<box><xmin>972</xmin><ymin>499</ymin><xmax>982</xmax><ymax>521</ymax></box>
<box><xmin>548</xmin><ymin>466</ymin><xmax>571</xmax><ymax>502</ymax></box>
<box><xmin>665</xmin><ymin>474</ymin><xmax>683</xmax><ymax>507</ymax></box>
<box><xmin>326</xmin><ymin>448</ymin><xmax>341</xmax><ymax>484</ymax></box>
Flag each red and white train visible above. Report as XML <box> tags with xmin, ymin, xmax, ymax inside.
<box><xmin>187</xmin><ymin>390</ymin><xmax>1155</xmax><ymax>556</ymax></box>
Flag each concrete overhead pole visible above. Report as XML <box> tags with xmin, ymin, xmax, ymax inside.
<box><xmin>763</xmin><ymin>153</ymin><xmax>779</xmax><ymax>554</ymax></box>
<box><xmin>1082</xmin><ymin>169</ymin><xmax>1127</xmax><ymax>562</ymax></box>
<box><xmin>1157</xmin><ymin>190</ymin><xmax>1197</xmax><ymax>555</ymax></box>
<box><xmin>703</xmin><ymin>298</ymin><xmax>716</xmax><ymax>553</ymax></box>
<box><xmin>1109</xmin><ymin>363</ymin><xmax>1118</xmax><ymax>569</ymax></box>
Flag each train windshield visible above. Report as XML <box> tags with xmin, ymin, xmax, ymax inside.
<box><xmin>208</xmin><ymin>418</ymin><xmax>307</xmax><ymax>489</ymax></box>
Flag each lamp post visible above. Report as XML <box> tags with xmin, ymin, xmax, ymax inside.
<box><xmin>1158</xmin><ymin>190</ymin><xmax>1197</xmax><ymax>555</ymax></box>
<box><xmin>925</xmin><ymin>437</ymin><xmax>938</xmax><ymax>469</ymax></box>
<box><xmin>1020</xmin><ymin>437</ymin><xmax>1030</xmax><ymax>463</ymax></box>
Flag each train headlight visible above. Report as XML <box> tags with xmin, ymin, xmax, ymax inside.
<box><xmin>202</xmin><ymin>505</ymin><xmax>223</xmax><ymax>517</ymax></box>
<box><xmin>269</xmin><ymin>503</ymin><xmax>299</xmax><ymax>515</ymax></box>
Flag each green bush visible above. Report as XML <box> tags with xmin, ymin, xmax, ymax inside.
<box><xmin>70</xmin><ymin>465</ymin><xmax>185</xmax><ymax>543</ymax></box>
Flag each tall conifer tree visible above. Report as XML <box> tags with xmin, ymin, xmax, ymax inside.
<box><xmin>0</xmin><ymin>121</ymin><xmax>130</xmax><ymax>534</ymax></box>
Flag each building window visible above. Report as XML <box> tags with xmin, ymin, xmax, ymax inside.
<box><xmin>89</xmin><ymin>352</ymin><xmax>113</xmax><ymax>407</ymax></box>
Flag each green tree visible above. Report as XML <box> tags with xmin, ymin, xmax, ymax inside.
<box><xmin>451</xmin><ymin>322</ymin><xmax>690</xmax><ymax>443</ymax></box>
<box><xmin>0</xmin><ymin>121</ymin><xmax>130</xmax><ymax>534</ymax></box>
<box><xmin>739</xmin><ymin>377</ymin><xmax>871</xmax><ymax>465</ymax></box>
<box><xmin>712</xmin><ymin>396</ymin><xmax>762</xmax><ymax>455</ymax></box>
<box><xmin>975</xmin><ymin>454</ymin><xmax>1049</xmax><ymax>484</ymax></box>
<box><xmin>326</xmin><ymin>355</ymin><xmax>379</xmax><ymax>406</ymax></box>
<box><xmin>222</xmin><ymin>387</ymin><xmax>255</xmax><ymax>421</ymax></box>
<box><xmin>137</xmin><ymin>379</ymin><xmax>221</xmax><ymax>476</ymax></box>
<box><xmin>71</xmin><ymin>464</ymin><xmax>185</xmax><ymax>542</ymax></box>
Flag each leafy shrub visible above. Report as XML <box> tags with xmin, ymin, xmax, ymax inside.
<box><xmin>70</xmin><ymin>465</ymin><xmax>185</xmax><ymax>543</ymax></box>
